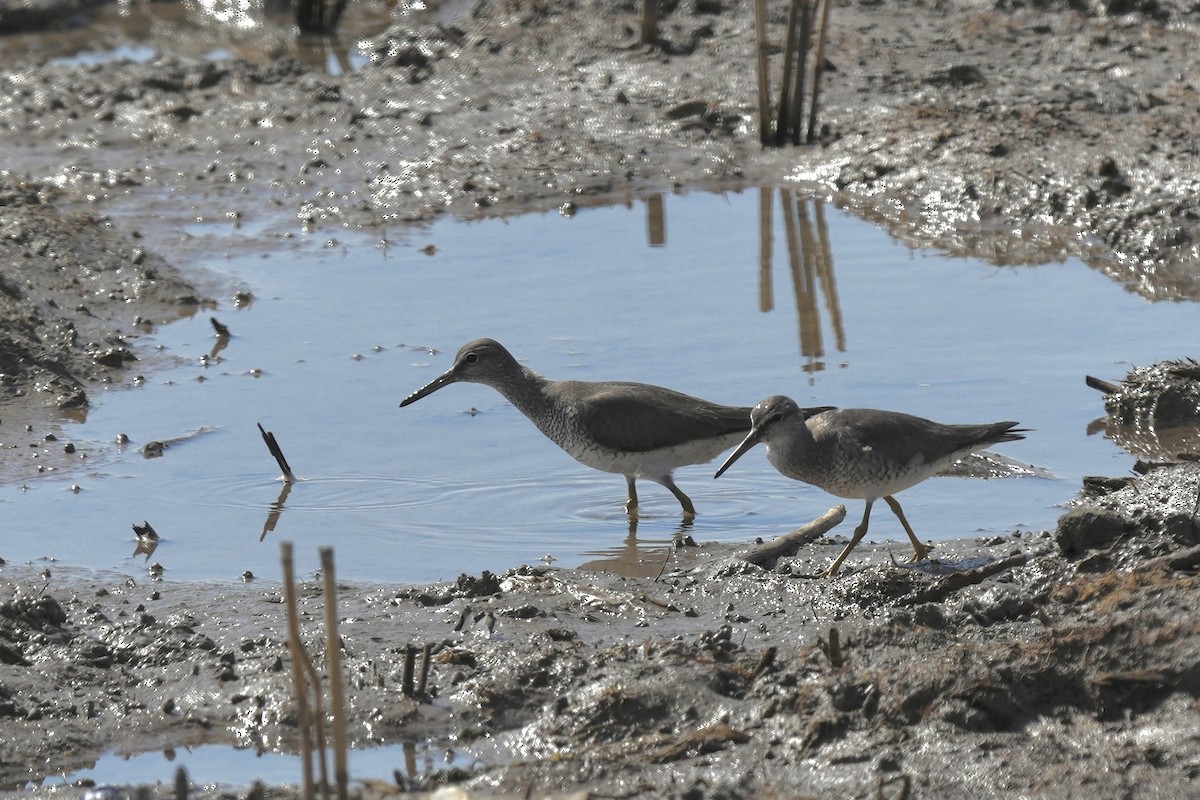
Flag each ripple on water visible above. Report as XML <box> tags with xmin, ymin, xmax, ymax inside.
<box><xmin>185</xmin><ymin>471</ymin><xmax>447</xmax><ymax>512</ymax></box>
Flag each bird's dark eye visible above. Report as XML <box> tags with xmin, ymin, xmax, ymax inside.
<box><xmin>464</xmin><ymin>352</ymin><xmax>479</xmax><ymax>365</ymax></box>
<box><xmin>770</xmin><ymin>412</ymin><xmax>784</xmax><ymax>423</ymax></box>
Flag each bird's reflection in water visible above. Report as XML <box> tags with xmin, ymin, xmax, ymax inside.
<box><xmin>576</xmin><ymin>516</ymin><xmax>699</xmax><ymax>579</ymax></box>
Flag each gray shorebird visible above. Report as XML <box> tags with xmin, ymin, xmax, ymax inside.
<box><xmin>714</xmin><ymin>396</ymin><xmax>1026</xmax><ymax>576</ymax></box>
<box><xmin>401</xmin><ymin>339</ymin><xmax>829</xmax><ymax>518</ymax></box>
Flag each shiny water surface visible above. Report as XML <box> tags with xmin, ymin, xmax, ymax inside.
<box><xmin>1</xmin><ymin>190</ymin><xmax>1195</xmax><ymax>585</ymax></box>
<box><xmin>30</xmin><ymin>740</ymin><xmax>472</xmax><ymax>790</ymax></box>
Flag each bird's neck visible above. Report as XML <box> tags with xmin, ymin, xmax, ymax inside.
<box><xmin>765</xmin><ymin>420</ymin><xmax>817</xmax><ymax>475</ymax></box>
<box><xmin>492</xmin><ymin>366</ymin><xmax>555</xmax><ymax>419</ymax></box>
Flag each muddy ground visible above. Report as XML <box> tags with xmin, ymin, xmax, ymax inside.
<box><xmin>1</xmin><ymin>0</ymin><xmax>1199</xmax><ymax>796</ymax></box>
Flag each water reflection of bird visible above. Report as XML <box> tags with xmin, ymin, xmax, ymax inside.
<box><xmin>401</xmin><ymin>338</ymin><xmax>830</xmax><ymax>519</ymax></box>
<box><xmin>715</xmin><ymin>396</ymin><xmax>1026</xmax><ymax>576</ymax></box>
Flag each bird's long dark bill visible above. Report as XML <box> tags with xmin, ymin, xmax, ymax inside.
<box><xmin>399</xmin><ymin>370</ymin><xmax>457</xmax><ymax>407</ymax></box>
<box><xmin>714</xmin><ymin>430</ymin><xmax>762</xmax><ymax>479</ymax></box>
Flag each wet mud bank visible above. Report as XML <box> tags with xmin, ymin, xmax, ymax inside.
<box><xmin>3</xmin><ymin>484</ymin><xmax>1198</xmax><ymax>797</ymax></box>
<box><xmin>2</xmin><ymin>0</ymin><xmax>1200</xmax><ymax>795</ymax></box>
<box><xmin>2</xmin><ymin>1</ymin><xmax>1199</xmax><ymax>291</ymax></box>
<box><xmin>0</xmin><ymin>184</ymin><xmax>211</xmax><ymax>475</ymax></box>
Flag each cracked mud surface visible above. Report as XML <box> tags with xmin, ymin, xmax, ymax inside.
<box><xmin>1</xmin><ymin>0</ymin><xmax>1199</xmax><ymax>796</ymax></box>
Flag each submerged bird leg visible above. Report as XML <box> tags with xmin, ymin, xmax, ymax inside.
<box><xmin>824</xmin><ymin>500</ymin><xmax>875</xmax><ymax>577</ymax></box>
<box><xmin>625</xmin><ymin>476</ymin><xmax>640</xmax><ymax>515</ymax></box>
<box><xmin>883</xmin><ymin>495</ymin><xmax>931</xmax><ymax>562</ymax></box>
<box><xmin>659</xmin><ymin>475</ymin><xmax>697</xmax><ymax>520</ymax></box>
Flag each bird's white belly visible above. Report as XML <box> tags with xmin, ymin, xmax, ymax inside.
<box><xmin>563</xmin><ymin>433</ymin><xmax>745</xmax><ymax>479</ymax></box>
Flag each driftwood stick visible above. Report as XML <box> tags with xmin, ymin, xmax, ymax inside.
<box><xmin>1085</xmin><ymin>374</ymin><xmax>1120</xmax><ymax>394</ymax></box>
<box><xmin>740</xmin><ymin>504</ymin><xmax>847</xmax><ymax>567</ymax></box>
<box><xmin>1138</xmin><ymin>542</ymin><xmax>1200</xmax><ymax>572</ymax></box>
<box><xmin>258</xmin><ymin>422</ymin><xmax>296</xmax><ymax>482</ymax></box>
<box><xmin>908</xmin><ymin>552</ymin><xmax>1029</xmax><ymax>605</ymax></box>
<box><xmin>320</xmin><ymin>549</ymin><xmax>350</xmax><ymax>800</ymax></box>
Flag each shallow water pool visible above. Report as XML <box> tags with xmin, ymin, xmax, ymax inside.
<box><xmin>1</xmin><ymin>189</ymin><xmax>1193</xmax><ymax>585</ymax></box>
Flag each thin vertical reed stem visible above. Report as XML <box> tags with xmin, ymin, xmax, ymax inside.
<box><xmin>418</xmin><ymin>643</ymin><xmax>434</xmax><ymax>697</ymax></box>
<box><xmin>320</xmin><ymin>548</ymin><xmax>350</xmax><ymax>800</ymax></box>
<box><xmin>790</xmin><ymin>0</ymin><xmax>813</xmax><ymax>144</ymax></box>
<box><xmin>807</xmin><ymin>0</ymin><xmax>833</xmax><ymax>143</ymax></box>
<box><xmin>776</xmin><ymin>0</ymin><xmax>802</xmax><ymax>146</ymax></box>
<box><xmin>754</xmin><ymin>0</ymin><xmax>772</xmax><ymax>145</ymax></box>
<box><xmin>402</xmin><ymin>646</ymin><xmax>416</xmax><ymax>697</ymax></box>
<box><xmin>282</xmin><ymin>542</ymin><xmax>315</xmax><ymax>800</ymax></box>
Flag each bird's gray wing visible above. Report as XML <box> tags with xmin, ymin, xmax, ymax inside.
<box><xmin>574</xmin><ymin>382</ymin><xmax>752</xmax><ymax>454</ymax></box>
<box><xmin>831</xmin><ymin>410</ymin><xmax>1018</xmax><ymax>466</ymax></box>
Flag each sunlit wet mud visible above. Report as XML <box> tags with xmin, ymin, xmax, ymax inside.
<box><xmin>2</xmin><ymin>0</ymin><xmax>1199</xmax><ymax>796</ymax></box>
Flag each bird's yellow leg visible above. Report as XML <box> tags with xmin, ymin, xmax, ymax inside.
<box><xmin>823</xmin><ymin>500</ymin><xmax>874</xmax><ymax>577</ymax></box>
<box><xmin>661</xmin><ymin>476</ymin><xmax>697</xmax><ymax>521</ymax></box>
<box><xmin>884</xmin><ymin>495</ymin><xmax>932</xmax><ymax>562</ymax></box>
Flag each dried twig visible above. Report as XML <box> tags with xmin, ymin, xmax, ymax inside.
<box><xmin>647</xmin><ymin>723</ymin><xmax>750</xmax><ymax>763</ymax></box>
<box><xmin>907</xmin><ymin>552</ymin><xmax>1029</xmax><ymax>605</ymax></box>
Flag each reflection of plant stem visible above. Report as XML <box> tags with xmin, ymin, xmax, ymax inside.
<box><xmin>771</xmin><ymin>191</ymin><xmax>844</xmax><ymax>376</ymax></box>
<box><xmin>758</xmin><ymin>186</ymin><xmax>774</xmax><ymax>311</ymax></box>
<box><xmin>261</xmin><ymin>480</ymin><xmax>294</xmax><ymax>542</ymax></box>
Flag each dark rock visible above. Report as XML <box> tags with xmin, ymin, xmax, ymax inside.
<box><xmin>1056</xmin><ymin>506</ymin><xmax>1131</xmax><ymax>557</ymax></box>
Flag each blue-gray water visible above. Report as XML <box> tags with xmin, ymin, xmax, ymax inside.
<box><xmin>2</xmin><ymin>190</ymin><xmax>1192</xmax><ymax>584</ymax></box>
<box><xmin>30</xmin><ymin>741</ymin><xmax>471</xmax><ymax>790</ymax></box>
